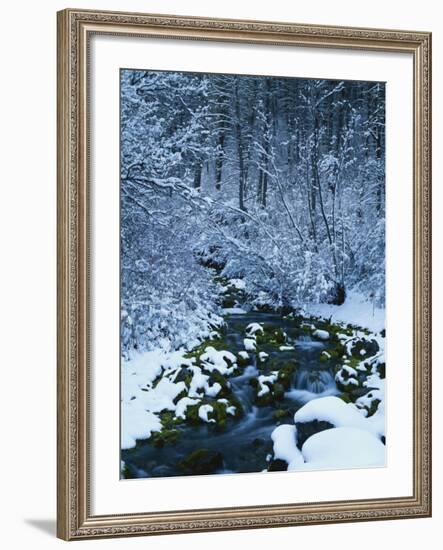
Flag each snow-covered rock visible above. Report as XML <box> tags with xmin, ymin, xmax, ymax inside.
<box><xmin>257</xmin><ymin>372</ymin><xmax>278</xmax><ymax>397</ymax></box>
<box><xmin>121</xmin><ymin>402</ymin><xmax>162</xmax><ymax>449</ymax></box>
<box><xmin>312</xmin><ymin>329</ymin><xmax>330</xmax><ymax>340</ymax></box>
<box><xmin>198</xmin><ymin>404</ymin><xmax>216</xmax><ymax>423</ymax></box>
<box><xmin>293</xmin><ymin>395</ymin><xmax>384</xmax><ymax>439</ymax></box>
<box><xmin>175</xmin><ymin>397</ymin><xmax>200</xmax><ymax>420</ymax></box>
<box><xmin>244</xmin><ymin>338</ymin><xmax>257</xmax><ymax>351</ymax></box>
<box><xmin>246</xmin><ymin>322</ymin><xmax>264</xmax><ymax>336</ymax></box>
<box><xmin>293</xmin><ymin>427</ymin><xmax>385</xmax><ymax>470</ymax></box>
<box><xmin>271</xmin><ymin>424</ymin><xmax>304</xmax><ymax>468</ymax></box>
<box><xmin>200</xmin><ymin>346</ymin><xmax>237</xmax><ymax>375</ymax></box>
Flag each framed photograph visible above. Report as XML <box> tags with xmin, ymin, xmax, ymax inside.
<box><xmin>57</xmin><ymin>8</ymin><xmax>432</xmax><ymax>540</ymax></box>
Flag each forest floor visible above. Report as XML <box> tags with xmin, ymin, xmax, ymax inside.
<box><xmin>121</xmin><ymin>279</ymin><xmax>386</xmax><ymax>479</ymax></box>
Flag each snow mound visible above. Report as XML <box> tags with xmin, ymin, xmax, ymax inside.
<box><xmin>244</xmin><ymin>338</ymin><xmax>257</xmax><ymax>351</ymax></box>
<box><xmin>200</xmin><ymin>346</ymin><xmax>237</xmax><ymax>375</ymax></box>
<box><xmin>271</xmin><ymin>424</ymin><xmax>304</xmax><ymax>468</ymax></box>
<box><xmin>293</xmin><ymin>395</ymin><xmax>384</xmax><ymax>438</ymax></box>
<box><xmin>121</xmin><ymin>402</ymin><xmax>162</xmax><ymax>450</ymax></box>
<box><xmin>246</xmin><ymin>322</ymin><xmax>264</xmax><ymax>336</ymax></box>
<box><xmin>294</xmin><ymin>427</ymin><xmax>385</xmax><ymax>470</ymax></box>
<box><xmin>312</xmin><ymin>329</ymin><xmax>330</xmax><ymax>340</ymax></box>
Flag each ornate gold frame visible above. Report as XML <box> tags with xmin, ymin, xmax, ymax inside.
<box><xmin>57</xmin><ymin>8</ymin><xmax>432</xmax><ymax>540</ymax></box>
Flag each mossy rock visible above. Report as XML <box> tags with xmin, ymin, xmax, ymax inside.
<box><xmin>150</xmin><ymin>429</ymin><xmax>181</xmax><ymax>448</ymax></box>
<box><xmin>237</xmin><ymin>352</ymin><xmax>250</xmax><ymax>368</ymax></box>
<box><xmin>184</xmin><ymin>403</ymin><xmax>203</xmax><ymax>425</ymax></box>
<box><xmin>249</xmin><ymin>378</ymin><xmax>285</xmax><ymax>405</ymax></box>
<box><xmin>273</xmin><ymin>408</ymin><xmax>292</xmax><ymax>421</ymax></box>
<box><xmin>187</xmin><ymin>336</ymin><xmax>232</xmax><ymax>359</ymax></box>
<box><xmin>325</xmin><ymin>342</ymin><xmax>346</xmax><ymax>361</ymax></box>
<box><xmin>338</xmin><ymin>393</ymin><xmax>353</xmax><ymax>404</ymax></box>
<box><xmin>208</xmin><ymin>371</ymin><xmax>232</xmax><ymax>398</ymax></box>
<box><xmin>366</xmin><ymin>398</ymin><xmax>381</xmax><ymax>417</ymax></box>
<box><xmin>173</xmin><ymin>367</ymin><xmax>194</xmax><ymax>388</ymax></box>
<box><xmin>348</xmin><ymin>337</ymin><xmax>379</xmax><ymax>359</ymax></box>
<box><xmin>277</xmin><ymin>361</ymin><xmax>297</xmax><ymax>389</ymax></box>
<box><xmin>178</xmin><ymin>448</ymin><xmax>224</xmax><ymax>475</ymax></box>
<box><xmin>273</xmin><ymin>382</ymin><xmax>285</xmax><ymax>401</ymax></box>
<box><xmin>159</xmin><ymin>410</ymin><xmax>183</xmax><ymax>429</ymax></box>
<box><xmin>256</xmin><ymin>325</ymin><xmax>287</xmax><ymax>347</ymax></box>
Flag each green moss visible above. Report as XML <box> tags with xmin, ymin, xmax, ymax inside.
<box><xmin>150</xmin><ymin>428</ymin><xmax>181</xmax><ymax>448</ymax></box>
<box><xmin>208</xmin><ymin>370</ymin><xmax>232</xmax><ymax>398</ymax></box>
<box><xmin>184</xmin><ymin>336</ymin><xmax>234</xmax><ymax>369</ymax></box>
<box><xmin>178</xmin><ymin>448</ymin><xmax>223</xmax><ymax>475</ymax></box>
<box><xmin>273</xmin><ymin>408</ymin><xmax>291</xmax><ymax>420</ymax></box>
<box><xmin>237</xmin><ymin>352</ymin><xmax>250</xmax><ymax>368</ymax></box>
<box><xmin>159</xmin><ymin>410</ymin><xmax>182</xmax><ymax>429</ymax></box>
<box><xmin>338</xmin><ymin>393</ymin><xmax>352</xmax><ymax>404</ymax></box>
<box><xmin>367</xmin><ymin>398</ymin><xmax>381</xmax><ymax>417</ymax></box>
<box><xmin>255</xmin><ymin>325</ymin><xmax>287</xmax><ymax>347</ymax></box>
<box><xmin>184</xmin><ymin>403</ymin><xmax>201</xmax><ymax>425</ymax></box>
<box><xmin>277</xmin><ymin>361</ymin><xmax>297</xmax><ymax>389</ymax></box>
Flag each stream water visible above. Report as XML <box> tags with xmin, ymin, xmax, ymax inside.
<box><xmin>122</xmin><ymin>311</ymin><xmax>340</xmax><ymax>478</ymax></box>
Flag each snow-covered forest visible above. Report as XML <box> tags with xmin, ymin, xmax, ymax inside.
<box><xmin>120</xmin><ymin>70</ymin><xmax>386</xmax><ymax>479</ymax></box>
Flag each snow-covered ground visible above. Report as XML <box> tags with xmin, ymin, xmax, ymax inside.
<box><xmin>307</xmin><ymin>291</ymin><xmax>385</xmax><ymax>333</ymax></box>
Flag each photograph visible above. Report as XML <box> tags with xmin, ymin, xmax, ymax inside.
<box><xmin>120</xmin><ymin>69</ymin><xmax>387</xmax><ymax>479</ymax></box>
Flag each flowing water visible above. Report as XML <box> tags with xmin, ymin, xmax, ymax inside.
<box><xmin>122</xmin><ymin>311</ymin><xmax>340</xmax><ymax>478</ymax></box>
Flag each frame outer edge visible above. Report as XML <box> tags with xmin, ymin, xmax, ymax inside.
<box><xmin>56</xmin><ymin>9</ymin><xmax>432</xmax><ymax>540</ymax></box>
<box><xmin>57</xmin><ymin>8</ymin><xmax>73</xmax><ymax>541</ymax></box>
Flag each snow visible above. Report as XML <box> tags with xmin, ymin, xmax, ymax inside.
<box><xmin>271</xmin><ymin>424</ymin><xmax>304</xmax><ymax>467</ymax></box>
<box><xmin>321</xmin><ymin>351</ymin><xmax>331</xmax><ymax>359</ymax></box>
<box><xmin>228</xmin><ymin>278</ymin><xmax>246</xmax><ymax>290</ymax></box>
<box><xmin>312</xmin><ymin>329</ymin><xmax>330</xmax><ymax>340</ymax></box>
<box><xmin>258</xmin><ymin>351</ymin><xmax>269</xmax><ymax>362</ymax></box>
<box><xmin>246</xmin><ymin>322</ymin><xmax>264</xmax><ymax>336</ymax></box>
<box><xmin>243</xmin><ymin>338</ymin><xmax>257</xmax><ymax>351</ymax></box>
<box><xmin>188</xmin><ymin>366</ymin><xmax>221</xmax><ymax>398</ymax></box>
<box><xmin>291</xmin><ymin>427</ymin><xmax>385</xmax><ymax>471</ymax></box>
<box><xmin>175</xmin><ymin>397</ymin><xmax>200</xmax><ymax>419</ymax></box>
<box><xmin>200</xmin><ymin>346</ymin><xmax>237</xmax><ymax>375</ymax></box>
<box><xmin>335</xmin><ymin>371</ymin><xmax>359</xmax><ymax>387</ymax></box>
<box><xmin>335</xmin><ymin>364</ymin><xmax>359</xmax><ymax>387</ymax></box>
<box><xmin>121</xmin><ymin>401</ymin><xmax>162</xmax><ymax>450</ymax></box>
<box><xmin>308</xmin><ymin>291</ymin><xmax>385</xmax><ymax>333</ymax></box>
<box><xmin>293</xmin><ymin>395</ymin><xmax>384</xmax><ymax>438</ymax></box>
<box><xmin>223</xmin><ymin>307</ymin><xmax>247</xmax><ymax>314</ymax></box>
<box><xmin>226</xmin><ymin>405</ymin><xmax>236</xmax><ymax>416</ymax></box>
<box><xmin>257</xmin><ymin>372</ymin><xmax>278</xmax><ymax>397</ymax></box>
<box><xmin>198</xmin><ymin>404</ymin><xmax>215</xmax><ymax>423</ymax></box>
<box><xmin>238</xmin><ymin>351</ymin><xmax>249</xmax><ymax>360</ymax></box>
<box><xmin>279</xmin><ymin>345</ymin><xmax>295</xmax><ymax>351</ymax></box>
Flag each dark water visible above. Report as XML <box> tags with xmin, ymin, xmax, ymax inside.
<box><xmin>122</xmin><ymin>311</ymin><xmax>339</xmax><ymax>478</ymax></box>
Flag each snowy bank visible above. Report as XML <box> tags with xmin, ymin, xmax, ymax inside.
<box><xmin>307</xmin><ymin>291</ymin><xmax>385</xmax><ymax>333</ymax></box>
